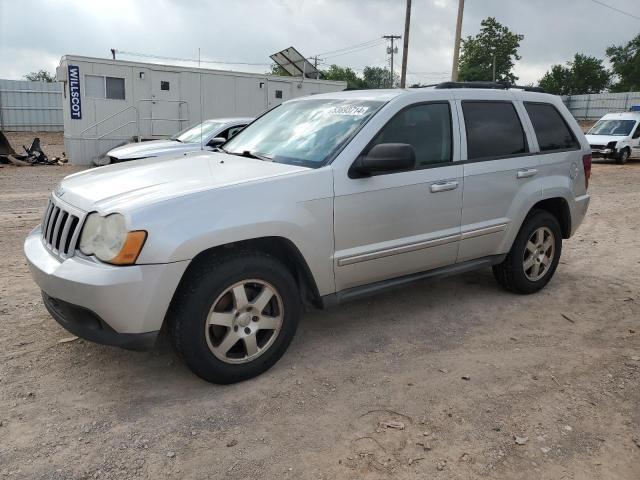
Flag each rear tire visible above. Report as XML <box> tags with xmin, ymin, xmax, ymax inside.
<box><xmin>493</xmin><ymin>210</ymin><xmax>562</xmax><ymax>294</ymax></box>
<box><xmin>616</xmin><ymin>147</ymin><xmax>630</xmax><ymax>165</ymax></box>
<box><xmin>168</xmin><ymin>251</ymin><xmax>301</xmax><ymax>384</ymax></box>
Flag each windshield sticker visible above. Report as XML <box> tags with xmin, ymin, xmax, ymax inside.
<box><xmin>326</xmin><ymin>105</ymin><xmax>369</xmax><ymax>116</ymax></box>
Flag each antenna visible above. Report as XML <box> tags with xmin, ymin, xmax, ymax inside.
<box><xmin>199</xmin><ymin>47</ymin><xmax>204</xmax><ymax>151</ymax></box>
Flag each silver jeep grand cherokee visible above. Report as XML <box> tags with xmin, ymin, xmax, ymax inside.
<box><xmin>25</xmin><ymin>83</ymin><xmax>591</xmax><ymax>384</ymax></box>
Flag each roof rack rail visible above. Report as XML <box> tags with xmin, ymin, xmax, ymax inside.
<box><xmin>434</xmin><ymin>81</ymin><xmax>546</xmax><ymax>93</ymax></box>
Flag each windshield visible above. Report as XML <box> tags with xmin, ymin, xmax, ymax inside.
<box><xmin>223</xmin><ymin>99</ymin><xmax>385</xmax><ymax>167</ymax></box>
<box><xmin>171</xmin><ymin>121</ymin><xmax>223</xmax><ymax>143</ymax></box>
<box><xmin>588</xmin><ymin>119</ymin><xmax>636</xmax><ymax>136</ymax></box>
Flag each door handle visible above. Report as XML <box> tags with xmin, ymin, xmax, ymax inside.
<box><xmin>517</xmin><ymin>168</ymin><xmax>538</xmax><ymax>179</ymax></box>
<box><xmin>430</xmin><ymin>180</ymin><xmax>459</xmax><ymax>193</ymax></box>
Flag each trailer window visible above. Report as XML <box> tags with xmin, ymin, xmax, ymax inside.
<box><xmin>85</xmin><ymin>75</ymin><xmax>125</xmax><ymax>100</ymax></box>
<box><xmin>106</xmin><ymin>77</ymin><xmax>125</xmax><ymax>100</ymax></box>
<box><xmin>85</xmin><ymin>75</ymin><xmax>105</xmax><ymax>99</ymax></box>
<box><xmin>161</xmin><ymin>81</ymin><xmax>170</xmax><ymax>91</ymax></box>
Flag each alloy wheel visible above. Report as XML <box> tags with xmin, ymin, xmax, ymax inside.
<box><xmin>205</xmin><ymin>279</ymin><xmax>283</xmax><ymax>364</ymax></box>
<box><xmin>523</xmin><ymin>226</ymin><xmax>555</xmax><ymax>281</ymax></box>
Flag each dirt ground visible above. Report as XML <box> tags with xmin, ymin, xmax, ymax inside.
<box><xmin>1</xmin><ymin>149</ymin><xmax>640</xmax><ymax>479</ymax></box>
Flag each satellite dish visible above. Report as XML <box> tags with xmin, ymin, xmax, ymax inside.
<box><xmin>270</xmin><ymin>46</ymin><xmax>320</xmax><ymax>79</ymax></box>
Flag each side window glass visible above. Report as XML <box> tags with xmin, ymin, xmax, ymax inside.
<box><xmin>462</xmin><ymin>101</ymin><xmax>527</xmax><ymax>160</ymax></box>
<box><xmin>524</xmin><ymin>102</ymin><xmax>579</xmax><ymax>151</ymax></box>
<box><xmin>368</xmin><ymin>103</ymin><xmax>452</xmax><ymax>168</ymax></box>
<box><xmin>633</xmin><ymin>124</ymin><xmax>640</xmax><ymax>139</ymax></box>
<box><xmin>227</xmin><ymin>126</ymin><xmax>244</xmax><ymax>139</ymax></box>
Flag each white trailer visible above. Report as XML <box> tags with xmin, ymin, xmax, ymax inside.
<box><xmin>56</xmin><ymin>55</ymin><xmax>346</xmax><ymax>165</ymax></box>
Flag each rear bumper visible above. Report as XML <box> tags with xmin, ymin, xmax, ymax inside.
<box><xmin>24</xmin><ymin>225</ymin><xmax>190</xmax><ymax>343</ymax></box>
<box><xmin>570</xmin><ymin>194</ymin><xmax>590</xmax><ymax>236</ymax></box>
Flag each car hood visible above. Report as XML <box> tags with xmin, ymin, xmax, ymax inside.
<box><xmin>107</xmin><ymin>139</ymin><xmax>202</xmax><ymax>159</ymax></box>
<box><xmin>57</xmin><ymin>151</ymin><xmax>309</xmax><ymax>212</ymax></box>
<box><xmin>585</xmin><ymin>134</ymin><xmax>625</xmax><ymax>146</ymax></box>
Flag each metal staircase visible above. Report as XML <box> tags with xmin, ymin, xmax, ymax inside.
<box><xmin>80</xmin><ymin>99</ymin><xmax>190</xmax><ymax>142</ymax></box>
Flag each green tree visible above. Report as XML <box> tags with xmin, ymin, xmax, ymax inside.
<box><xmin>322</xmin><ymin>64</ymin><xmax>364</xmax><ymax>89</ymax></box>
<box><xmin>362</xmin><ymin>66</ymin><xmax>398</xmax><ymax>89</ymax></box>
<box><xmin>267</xmin><ymin>64</ymin><xmax>289</xmax><ymax>77</ymax></box>
<box><xmin>538</xmin><ymin>65</ymin><xmax>573</xmax><ymax>95</ymax></box>
<box><xmin>24</xmin><ymin>69</ymin><xmax>55</xmax><ymax>82</ymax></box>
<box><xmin>539</xmin><ymin>54</ymin><xmax>610</xmax><ymax>95</ymax></box>
<box><xmin>606</xmin><ymin>34</ymin><xmax>640</xmax><ymax>92</ymax></box>
<box><xmin>458</xmin><ymin>17</ymin><xmax>524</xmax><ymax>83</ymax></box>
<box><xmin>320</xmin><ymin>65</ymin><xmax>397</xmax><ymax>89</ymax></box>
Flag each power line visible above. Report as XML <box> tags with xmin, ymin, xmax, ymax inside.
<box><xmin>321</xmin><ymin>40</ymin><xmax>386</xmax><ymax>59</ymax></box>
<box><xmin>115</xmin><ymin>50</ymin><xmax>272</xmax><ymax>66</ymax></box>
<box><xmin>315</xmin><ymin>38</ymin><xmax>385</xmax><ymax>57</ymax></box>
<box><xmin>587</xmin><ymin>0</ymin><xmax>640</xmax><ymax>20</ymax></box>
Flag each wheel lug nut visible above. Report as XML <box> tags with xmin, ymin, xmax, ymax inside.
<box><xmin>244</xmin><ymin>327</ymin><xmax>251</xmax><ymax>334</ymax></box>
<box><xmin>252</xmin><ymin>316</ymin><xmax>259</xmax><ymax>322</ymax></box>
<box><xmin>233</xmin><ymin>325</ymin><xmax>238</xmax><ymax>332</ymax></box>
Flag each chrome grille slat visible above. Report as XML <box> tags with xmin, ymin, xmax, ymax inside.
<box><xmin>51</xmin><ymin>211</ymin><xmax>66</xmax><ymax>251</ymax></box>
<box><xmin>63</xmin><ymin>216</ymin><xmax>80</xmax><ymax>255</ymax></box>
<box><xmin>46</xmin><ymin>207</ymin><xmax>59</xmax><ymax>244</ymax></box>
<box><xmin>40</xmin><ymin>197</ymin><xmax>85</xmax><ymax>260</ymax></box>
<box><xmin>66</xmin><ymin>227</ymin><xmax>82</xmax><ymax>257</ymax></box>
<box><xmin>58</xmin><ymin>215</ymin><xmax>73</xmax><ymax>255</ymax></box>
<box><xmin>42</xmin><ymin>201</ymin><xmax>53</xmax><ymax>234</ymax></box>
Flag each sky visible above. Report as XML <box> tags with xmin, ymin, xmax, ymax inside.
<box><xmin>0</xmin><ymin>0</ymin><xmax>639</xmax><ymax>86</ymax></box>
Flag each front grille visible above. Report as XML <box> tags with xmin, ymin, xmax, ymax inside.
<box><xmin>590</xmin><ymin>144</ymin><xmax>605</xmax><ymax>150</ymax></box>
<box><xmin>41</xmin><ymin>198</ymin><xmax>83</xmax><ymax>259</ymax></box>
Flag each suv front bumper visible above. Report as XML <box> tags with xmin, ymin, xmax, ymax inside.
<box><xmin>24</xmin><ymin>225</ymin><xmax>189</xmax><ymax>350</ymax></box>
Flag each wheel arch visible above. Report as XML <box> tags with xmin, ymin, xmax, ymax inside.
<box><xmin>528</xmin><ymin>197</ymin><xmax>571</xmax><ymax>239</ymax></box>
<box><xmin>169</xmin><ymin>236</ymin><xmax>322</xmax><ymax>314</ymax></box>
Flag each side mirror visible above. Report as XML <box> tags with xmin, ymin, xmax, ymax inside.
<box><xmin>350</xmin><ymin>143</ymin><xmax>416</xmax><ymax>178</ymax></box>
<box><xmin>207</xmin><ymin>137</ymin><xmax>227</xmax><ymax>148</ymax></box>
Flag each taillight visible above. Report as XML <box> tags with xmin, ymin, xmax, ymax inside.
<box><xmin>582</xmin><ymin>153</ymin><xmax>592</xmax><ymax>190</ymax></box>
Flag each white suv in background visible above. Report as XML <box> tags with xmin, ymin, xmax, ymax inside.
<box><xmin>25</xmin><ymin>82</ymin><xmax>591</xmax><ymax>384</ymax></box>
<box><xmin>103</xmin><ymin>117</ymin><xmax>252</xmax><ymax>164</ymax></box>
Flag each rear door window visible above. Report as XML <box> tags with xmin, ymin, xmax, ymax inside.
<box><xmin>462</xmin><ymin>101</ymin><xmax>528</xmax><ymax>160</ymax></box>
<box><xmin>524</xmin><ymin>102</ymin><xmax>578</xmax><ymax>151</ymax></box>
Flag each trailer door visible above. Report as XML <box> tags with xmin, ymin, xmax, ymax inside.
<box><xmin>149</xmin><ymin>71</ymin><xmax>183</xmax><ymax>137</ymax></box>
<box><xmin>267</xmin><ymin>80</ymin><xmax>292</xmax><ymax>108</ymax></box>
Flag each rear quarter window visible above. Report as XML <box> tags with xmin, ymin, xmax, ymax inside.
<box><xmin>524</xmin><ymin>102</ymin><xmax>579</xmax><ymax>151</ymax></box>
<box><xmin>462</xmin><ymin>101</ymin><xmax>528</xmax><ymax>160</ymax></box>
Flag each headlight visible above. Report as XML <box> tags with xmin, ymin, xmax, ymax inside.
<box><xmin>79</xmin><ymin>213</ymin><xmax>147</xmax><ymax>265</ymax></box>
<box><xmin>606</xmin><ymin>141</ymin><xmax>618</xmax><ymax>150</ymax></box>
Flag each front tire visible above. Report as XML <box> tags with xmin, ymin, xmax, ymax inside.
<box><xmin>168</xmin><ymin>251</ymin><xmax>301</xmax><ymax>384</ymax></box>
<box><xmin>493</xmin><ymin>210</ymin><xmax>562</xmax><ymax>294</ymax></box>
<box><xmin>616</xmin><ymin>147</ymin><xmax>630</xmax><ymax>165</ymax></box>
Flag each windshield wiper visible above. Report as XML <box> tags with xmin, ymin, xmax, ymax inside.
<box><xmin>225</xmin><ymin>150</ymin><xmax>272</xmax><ymax>161</ymax></box>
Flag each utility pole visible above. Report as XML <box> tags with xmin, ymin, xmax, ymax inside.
<box><xmin>451</xmin><ymin>0</ymin><xmax>465</xmax><ymax>81</ymax></box>
<box><xmin>383</xmin><ymin>35</ymin><xmax>401</xmax><ymax>88</ymax></box>
<box><xmin>313</xmin><ymin>55</ymin><xmax>323</xmax><ymax>79</ymax></box>
<box><xmin>400</xmin><ymin>0</ymin><xmax>412</xmax><ymax>88</ymax></box>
